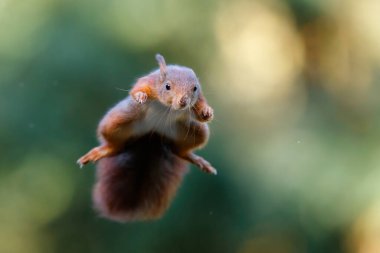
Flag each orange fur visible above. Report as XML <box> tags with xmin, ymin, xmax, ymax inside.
<box><xmin>77</xmin><ymin>54</ymin><xmax>215</xmax><ymax>221</ymax></box>
<box><xmin>192</xmin><ymin>93</ymin><xmax>214</xmax><ymax>122</ymax></box>
<box><xmin>130</xmin><ymin>77</ymin><xmax>157</xmax><ymax>101</ymax></box>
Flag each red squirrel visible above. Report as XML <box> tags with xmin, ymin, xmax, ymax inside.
<box><xmin>77</xmin><ymin>54</ymin><xmax>216</xmax><ymax>222</ymax></box>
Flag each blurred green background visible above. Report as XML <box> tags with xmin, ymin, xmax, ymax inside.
<box><xmin>1</xmin><ymin>0</ymin><xmax>380</xmax><ymax>252</ymax></box>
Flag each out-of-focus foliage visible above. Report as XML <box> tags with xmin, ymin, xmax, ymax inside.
<box><xmin>1</xmin><ymin>0</ymin><xmax>380</xmax><ymax>252</ymax></box>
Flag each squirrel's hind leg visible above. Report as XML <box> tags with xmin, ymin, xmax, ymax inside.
<box><xmin>174</xmin><ymin>121</ymin><xmax>217</xmax><ymax>175</ymax></box>
<box><xmin>78</xmin><ymin>98</ymin><xmax>144</xmax><ymax>167</ymax></box>
<box><xmin>77</xmin><ymin>145</ymin><xmax>116</xmax><ymax>166</ymax></box>
<box><xmin>181</xmin><ymin>153</ymin><xmax>217</xmax><ymax>175</ymax></box>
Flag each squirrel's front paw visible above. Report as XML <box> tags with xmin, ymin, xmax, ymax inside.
<box><xmin>133</xmin><ymin>91</ymin><xmax>148</xmax><ymax>104</ymax></box>
<box><xmin>198</xmin><ymin>106</ymin><xmax>214</xmax><ymax>122</ymax></box>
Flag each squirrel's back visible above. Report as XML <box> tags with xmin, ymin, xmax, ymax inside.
<box><xmin>93</xmin><ymin>133</ymin><xmax>188</xmax><ymax>222</ymax></box>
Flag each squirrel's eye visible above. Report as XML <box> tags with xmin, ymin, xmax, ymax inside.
<box><xmin>193</xmin><ymin>86</ymin><xmax>197</xmax><ymax>92</ymax></box>
<box><xmin>165</xmin><ymin>83</ymin><xmax>171</xmax><ymax>90</ymax></box>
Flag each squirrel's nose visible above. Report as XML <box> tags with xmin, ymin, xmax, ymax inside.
<box><xmin>179</xmin><ymin>95</ymin><xmax>190</xmax><ymax>108</ymax></box>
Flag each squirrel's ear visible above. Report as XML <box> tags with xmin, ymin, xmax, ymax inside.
<box><xmin>155</xmin><ymin>54</ymin><xmax>167</xmax><ymax>81</ymax></box>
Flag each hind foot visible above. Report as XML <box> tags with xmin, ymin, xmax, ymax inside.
<box><xmin>77</xmin><ymin>145</ymin><xmax>114</xmax><ymax>167</ymax></box>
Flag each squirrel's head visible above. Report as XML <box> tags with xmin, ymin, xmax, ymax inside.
<box><xmin>155</xmin><ymin>54</ymin><xmax>200</xmax><ymax>110</ymax></box>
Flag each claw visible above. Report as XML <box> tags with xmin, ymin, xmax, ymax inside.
<box><xmin>77</xmin><ymin>160</ymin><xmax>84</xmax><ymax>169</ymax></box>
<box><xmin>134</xmin><ymin>92</ymin><xmax>148</xmax><ymax>104</ymax></box>
<box><xmin>193</xmin><ymin>156</ymin><xmax>217</xmax><ymax>175</ymax></box>
<box><xmin>77</xmin><ymin>146</ymin><xmax>111</xmax><ymax>168</ymax></box>
<box><xmin>201</xmin><ymin>106</ymin><xmax>214</xmax><ymax>122</ymax></box>
<box><xmin>201</xmin><ymin>164</ymin><xmax>217</xmax><ymax>175</ymax></box>
<box><xmin>208</xmin><ymin>167</ymin><xmax>218</xmax><ymax>175</ymax></box>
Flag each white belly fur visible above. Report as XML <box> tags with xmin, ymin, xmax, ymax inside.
<box><xmin>132</xmin><ymin>101</ymin><xmax>190</xmax><ymax>140</ymax></box>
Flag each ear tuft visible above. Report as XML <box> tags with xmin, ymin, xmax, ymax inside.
<box><xmin>155</xmin><ymin>54</ymin><xmax>167</xmax><ymax>81</ymax></box>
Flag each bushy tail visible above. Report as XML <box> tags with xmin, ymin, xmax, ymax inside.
<box><xmin>93</xmin><ymin>134</ymin><xmax>188</xmax><ymax>222</ymax></box>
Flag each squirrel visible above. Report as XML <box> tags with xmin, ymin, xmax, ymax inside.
<box><xmin>77</xmin><ymin>54</ymin><xmax>216</xmax><ymax>222</ymax></box>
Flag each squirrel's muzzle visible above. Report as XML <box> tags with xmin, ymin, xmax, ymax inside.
<box><xmin>178</xmin><ymin>95</ymin><xmax>190</xmax><ymax>109</ymax></box>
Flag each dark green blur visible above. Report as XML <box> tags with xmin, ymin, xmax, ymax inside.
<box><xmin>1</xmin><ymin>0</ymin><xmax>380</xmax><ymax>252</ymax></box>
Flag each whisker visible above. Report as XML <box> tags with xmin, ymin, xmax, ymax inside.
<box><xmin>209</xmin><ymin>117</ymin><xmax>221</xmax><ymax>124</ymax></box>
<box><xmin>184</xmin><ymin>107</ymin><xmax>191</xmax><ymax>140</ymax></box>
<box><xmin>163</xmin><ymin>106</ymin><xmax>172</xmax><ymax>144</ymax></box>
<box><xmin>201</xmin><ymin>92</ymin><xmax>217</xmax><ymax>95</ymax></box>
<box><xmin>167</xmin><ymin>106</ymin><xmax>174</xmax><ymax>137</ymax></box>
<box><xmin>149</xmin><ymin>105</ymin><xmax>167</xmax><ymax>138</ymax></box>
<box><xmin>192</xmin><ymin>122</ymin><xmax>196</xmax><ymax>146</ymax></box>
<box><xmin>115</xmin><ymin>87</ymin><xmax>130</xmax><ymax>92</ymax></box>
